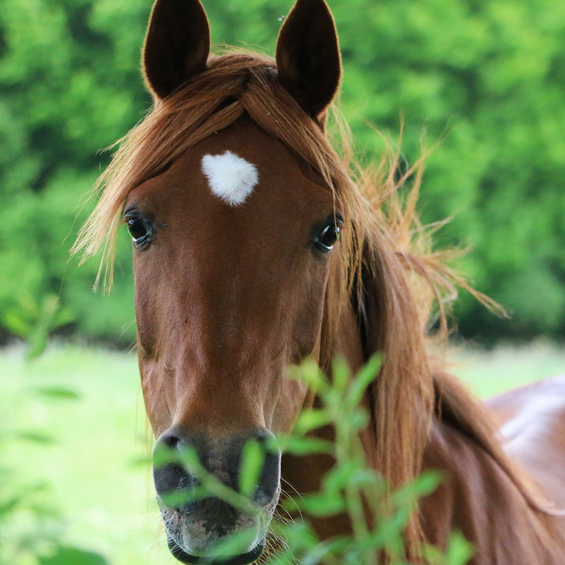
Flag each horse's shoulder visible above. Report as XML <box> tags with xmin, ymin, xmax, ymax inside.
<box><xmin>423</xmin><ymin>419</ymin><xmax>527</xmax><ymax>494</ymax></box>
<box><xmin>421</xmin><ymin>419</ymin><xmax>564</xmax><ymax>563</ymax></box>
<box><xmin>485</xmin><ymin>376</ymin><xmax>565</xmax><ymax>507</ymax></box>
<box><xmin>486</xmin><ymin>375</ymin><xmax>565</xmax><ymax>428</ymax></box>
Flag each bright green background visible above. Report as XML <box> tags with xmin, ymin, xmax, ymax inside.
<box><xmin>1</xmin><ymin>0</ymin><xmax>565</xmax><ymax>344</ymax></box>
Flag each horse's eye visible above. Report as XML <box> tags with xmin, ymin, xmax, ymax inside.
<box><xmin>314</xmin><ymin>218</ymin><xmax>342</xmax><ymax>253</ymax></box>
<box><xmin>125</xmin><ymin>214</ymin><xmax>152</xmax><ymax>249</ymax></box>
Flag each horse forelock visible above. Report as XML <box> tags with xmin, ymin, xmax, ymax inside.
<box><xmin>74</xmin><ymin>53</ymin><xmax>352</xmax><ymax>281</ymax></box>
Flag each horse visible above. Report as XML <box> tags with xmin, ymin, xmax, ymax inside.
<box><xmin>74</xmin><ymin>0</ymin><xmax>565</xmax><ymax>563</ymax></box>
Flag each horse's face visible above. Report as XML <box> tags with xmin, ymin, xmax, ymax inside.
<box><xmin>130</xmin><ymin>119</ymin><xmax>337</xmax><ymax>437</ymax></box>
<box><xmin>130</xmin><ymin>0</ymin><xmax>343</xmax><ymax>562</ymax></box>
<box><xmin>129</xmin><ymin>117</ymin><xmax>341</xmax><ymax>562</ymax></box>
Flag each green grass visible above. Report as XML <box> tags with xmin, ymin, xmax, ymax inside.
<box><xmin>452</xmin><ymin>340</ymin><xmax>565</xmax><ymax>397</ymax></box>
<box><xmin>0</xmin><ymin>345</ymin><xmax>174</xmax><ymax>565</ymax></box>
<box><xmin>0</xmin><ymin>342</ymin><xmax>563</xmax><ymax>565</ymax></box>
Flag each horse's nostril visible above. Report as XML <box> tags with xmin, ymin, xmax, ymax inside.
<box><xmin>153</xmin><ymin>426</ymin><xmax>199</xmax><ymax>511</ymax></box>
<box><xmin>154</xmin><ymin>425</ymin><xmax>194</xmax><ymax>460</ymax></box>
<box><xmin>154</xmin><ymin>463</ymin><xmax>196</xmax><ymax>509</ymax></box>
<box><xmin>153</xmin><ymin>426</ymin><xmax>281</xmax><ymax>513</ymax></box>
<box><xmin>162</xmin><ymin>434</ymin><xmax>180</xmax><ymax>450</ymax></box>
<box><xmin>238</xmin><ymin>429</ymin><xmax>281</xmax><ymax>505</ymax></box>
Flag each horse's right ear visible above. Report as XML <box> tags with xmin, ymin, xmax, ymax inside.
<box><xmin>143</xmin><ymin>0</ymin><xmax>210</xmax><ymax>100</ymax></box>
<box><xmin>276</xmin><ymin>0</ymin><xmax>341</xmax><ymax>120</ymax></box>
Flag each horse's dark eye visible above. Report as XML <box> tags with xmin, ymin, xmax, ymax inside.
<box><xmin>125</xmin><ymin>214</ymin><xmax>153</xmax><ymax>249</ymax></box>
<box><xmin>314</xmin><ymin>218</ymin><xmax>342</xmax><ymax>253</ymax></box>
<box><xmin>128</xmin><ymin>218</ymin><xmax>146</xmax><ymax>240</ymax></box>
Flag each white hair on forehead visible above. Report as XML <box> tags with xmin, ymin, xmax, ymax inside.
<box><xmin>202</xmin><ymin>151</ymin><xmax>259</xmax><ymax>206</ymax></box>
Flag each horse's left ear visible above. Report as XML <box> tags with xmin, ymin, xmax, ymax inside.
<box><xmin>276</xmin><ymin>0</ymin><xmax>342</xmax><ymax>120</ymax></box>
<box><xmin>143</xmin><ymin>0</ymin><xmax>211</xmax><ymax>100</ymax></box>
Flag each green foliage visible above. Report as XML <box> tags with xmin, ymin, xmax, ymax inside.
<box><xmin>153</xmin><ymin>357</ymin><xmax>473</xmax><ymax>564</ymax></box>
<box><xmin>270</xmin><ymin>358</ymin><xmax>469</xmax><ymax>565</ymax></box>
<box><xmin>0</xmin><ymin>344</ymin><xmax>561</xmax><ymax>563</ymax></box>
<box><xmin>239</xmin><ymin>440</ymin><xmax>267</xmax><ymax>498</ymax></box>
<box><xmin>38</xmin><ymin>546</ymin><xmax>109</xmax><ymax>565</ymax></box>
<box><xmin>0</xmin><ymin>0</ymin><xmax>145</xmax><ymax>343</ymax></box>
<box><xmin>1</xmin><ymin>0</ymin><xmax>564</xmax><ymax>342</ymax></box>
<box><xmin>2</xmin><ymin>294</ymin><xmax>74</xmax><ymax>359</ymax></box>
<box><xmin>331</xmin><ymin>0</ymin><xmax>565</xmax><ymax>340</ymax></box>
<box><xmin>0</xmin><ymin>383</ymin><xmax>109</xmax><ymax>565</ymax></box>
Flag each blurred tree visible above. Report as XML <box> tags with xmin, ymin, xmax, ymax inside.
<box><xmin>333</xmin><ymin>0</ymin><xmax>565</xmax><ymax>340</ymax></box>
<box><xmin>0</xmin><ymin>0</ymin><xmax>564</xmax><ymax>342</ymax></box>
<box><xmin>0</xmin><ymin>0</ymin><xmax>152</xmax><ymax>343</ymax></box>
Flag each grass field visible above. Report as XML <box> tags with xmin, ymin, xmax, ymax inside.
<box><xmin>1</xmin><ymin>342</ymin><xmax>564</xmax><ymax>565</ymax></box>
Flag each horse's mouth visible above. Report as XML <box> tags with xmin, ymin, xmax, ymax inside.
<box><xmin>168</xmin><ymin>537</ymin><xmax>265</xmax><ymax>565</ymax></box>
<box><xmin>160</xmin><ymin>501</ymin><xmax>274</xmax><ymax>565</ymax></box>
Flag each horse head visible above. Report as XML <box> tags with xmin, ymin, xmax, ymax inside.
<box><xmin>76</xmin><ymin>0</ymin><xmax>435</xmax><ymax>560</ymax></box>
<box><xmin>129</xmin><ymin>0</ymin><xmax>351</xmax><ymax>562</ymax></box>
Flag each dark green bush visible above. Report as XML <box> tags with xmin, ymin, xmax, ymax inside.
<box><xmin>1</xmin><ymin>0</ymin><xmax>564</xmax><ymax>342</ymax></box>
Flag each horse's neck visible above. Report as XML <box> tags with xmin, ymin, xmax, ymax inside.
<box><xmin>421</xmin><ymin>418</ymin><xmax>563</xmax><ymax>564</ymax></box>
<box><xmin>308</xmin><ymin>300</ymin><xmax>565</xmax><ymax>561</ymax></box>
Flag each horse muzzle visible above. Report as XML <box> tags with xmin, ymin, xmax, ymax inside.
<box><xmin>153</xmin><ymin>426</ymin><xmax>281</xmax><ymax>564</ymax></box>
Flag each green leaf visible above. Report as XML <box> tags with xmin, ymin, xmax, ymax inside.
<box><xmin>295</xmin><ymin>492</ymin><xmax>346</xmax><ymax>517</ymax></box>
<box><xmin>348</xmin><ymin>408</ymin><xmax>370</xmax><ymax>431</ymax></box>
<box><xmin>16</xmin><ymin>432</ymin><xmax>55</xmax><ymax>444</ymax></box>
<box><xmin>331</xmin><ymin>356</ymin><xmax>350</xmax><ymax>393</ymax></box>
<box><xmin>323</xmin><ymin>461</ymin><xmax>377</xmax><ymax>492</ymax></box>
<box><xmin>26</xmin><ymin>334</ymin><xmax>48</xmax><ymax>360</ymax></box>
<box><xmin>33</xmin><ymin>386</ymin><xmax>81</xmax><ymax>400</ymax></box>
<box><xmin>445</xmin><ymin>531</ymin><xmax>474</xmax><ymax>565</ymax></box>
<box><xmin>347</xmin><ymin>354</ymin><xmax>382</xmax><ymax>408</ymax></box>
<box><xmin>239</xmin><ymin>439</ymin><xmax>265</xmax><ymax>497</ymax></box>
<box><xmin>152</xmin><ymin>442</ymin><xmax>183</xmax><ymax>470</ymax></box>
<box><xmin>2</xmin><ymin>310</ymin><xmax>32</xmax><ymax>338</ymax></box>
<box><xmin>39</xmin><ymin>546</ymin><xmax>109</xmax><ymax>565</ymax></box>
<box><xmin>280</xmin><ymin>436</ymin><xmax>334</xmax><ymax>455</ymax></box>
<box><xmin>302</xmin><ymin>536</ymin><xmax>351</xmax><ymax>565</ymax></box>
<box><xmin>294</xmin><ymin>409</ymin><xmax>333</xmax><ymax>434</ymax></box>
<box><xmin>290</xmin><ymin>359</ymin><xmax>327</xmax><ymax>392</ymax></box>
<box><xmin>0</xmin><ymin>496</ymin><xmax>23</xmax><ymax>516</ymax></box>
<box><xmin>392</xmin><ymin>470</ymin><xmax>442</xmax><ymax>506</ymax></box>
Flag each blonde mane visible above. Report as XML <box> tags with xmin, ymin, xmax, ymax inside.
<box><xmin>73</xmin><ymin>50</ymin><xmax>548</xmax><ymax>558</ymax></box>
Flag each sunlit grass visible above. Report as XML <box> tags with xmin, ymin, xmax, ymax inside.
<box><xmin>0</xmin><ymin>341</ymin><xmax>563</xmax><ymax>564</ymax></box>
<box><xmin>0</xmin><ymin>344</ymin><xmax>174</xmax><ymax>565</ymax></box>
<box><xmin>452</xmin><ymin>340</ymin><xmax>565</xmax><ymax>397</ymax></box>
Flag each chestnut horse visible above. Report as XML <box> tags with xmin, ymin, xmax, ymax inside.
<box><xmin>75</xmin><ymin>0</ymin><xmax>565</xmax><ymax>563</ymax></box>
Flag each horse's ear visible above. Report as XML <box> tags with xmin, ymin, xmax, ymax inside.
<box><xmin>143</xmin><ymin>0</ymin><xmax>210</xmax><ymax>100</ymax></box>
<box><xmin>276</xmin><ymin>0</ymin><xmax>342</xmax><ymax>119</ymax></box>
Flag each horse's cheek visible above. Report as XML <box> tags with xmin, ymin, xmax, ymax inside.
<box><xmin>270</xmin><ymin>376</ymin><xmax>310</xmax><ymax>435</ymax></box>
<box><xmin>139</xmin><ymin>359</ymin><xmax>174</xmax><ymax>437</ymax></box>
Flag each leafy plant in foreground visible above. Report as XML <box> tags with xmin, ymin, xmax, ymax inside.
<box><xmin>154</xmin><ymin>357</ymin><xmax>473</xmax><ymax>565</ymax></box>
<box><xmin>2</xmin><ymin>294</ymin><xmax>74</xmax><ymax>360</ymax></box>
<box><xmin>0</xmin><ymin>382</ymin><xmax>109</xmax><ymax>565</ymax></box>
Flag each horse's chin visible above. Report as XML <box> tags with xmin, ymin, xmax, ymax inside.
<box><xmin>168</xmin><ymin>537</ymin><xmax>265</xmax><ymax>565</ymax></box>
<box><xmin>161</xmin><ymin>504</ymin><xmax>272</xmax><ymax>565</ymax></box>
